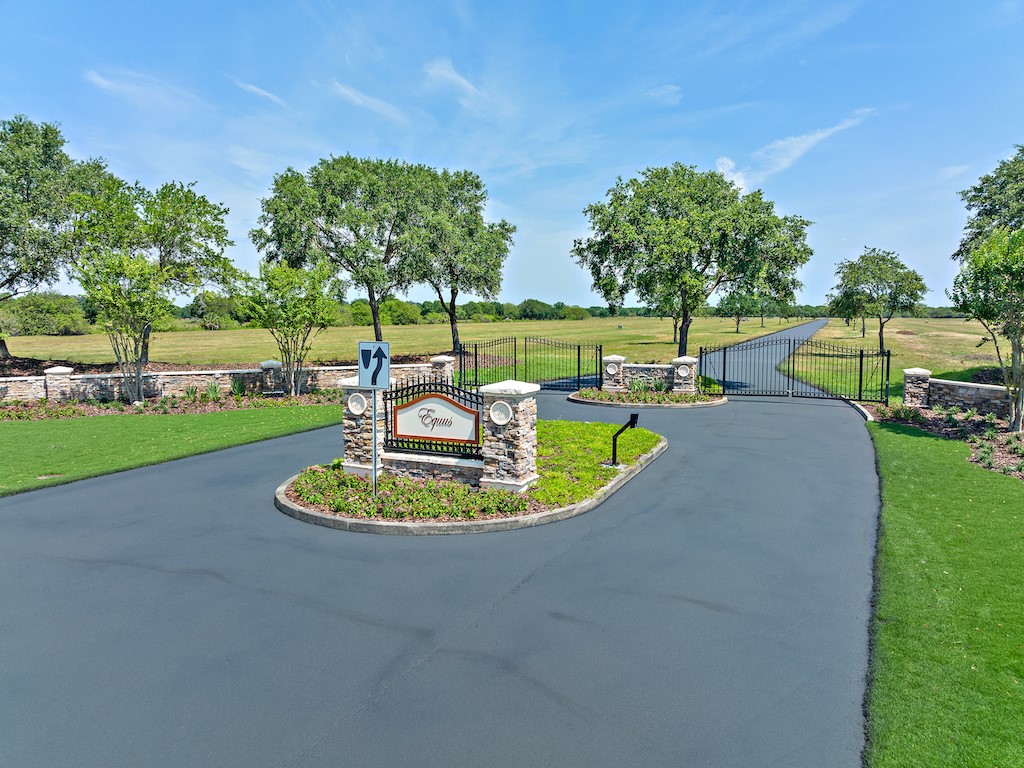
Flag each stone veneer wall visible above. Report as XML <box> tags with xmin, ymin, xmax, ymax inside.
<box><xmin>902</xmin><ymin>367</ymin><xmax>1013</xmax><ymax>419</ymax></box>
<box><xmin>0</xmin><ymin>361</ymin><xmax>448</xmax><ymax>403</ymax></box>
<box><xmin>601</xmin><ymin>355</ymin><xmax>698</xmax><ymax>393</ymax></box>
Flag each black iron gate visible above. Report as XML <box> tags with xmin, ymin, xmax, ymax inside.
<box><xmin>457</xmin><ymin>337</ymin><xmax>603</xmax><ymax>391</ymax></box>
<box><xmin>383</xmin><ymin>379</ymin><xmax>483</xmax><ymax>458</ymax></box>
<box><xmin>699</xmin><ymin>337</ymin><xmax>891</xmax><ymax>403</ymax></box>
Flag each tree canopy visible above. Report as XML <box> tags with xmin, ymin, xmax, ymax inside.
<box><xmin>412</xmin><ymin>169</ymin><xmax>515</xmax><ymax>352</ymax></box>
<box><xmin>252</xmin><ymin>155</ymin><xmax>440</xmax><ymax>343</ymax></box>
<box><xmin>955</xmin><ymin>146</ymin><xmax>1024</xmax><ymax>260</ymax></box>
<box><xmin>572</xmin><ymin>163</ymin><xmax>812</xmax><ymax>355</ymax></box>
<box><xmin>831</xmin><ymin>247</ymin><xmax>926</xmax><ymax>352</ymax></box>
<box><xmin>949</xmin><ymin>227</ymin><xmax>1024</xmax><ymax>431</ymax></box>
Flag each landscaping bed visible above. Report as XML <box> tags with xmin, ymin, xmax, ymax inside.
<box><xmin>869</xmin><ymin>402</ymin><xmax>1024</xmax><ymax>480</ymax></box>
<box><xmin>572</xmin><ymin>386</ymin><xmax>718</xmax><ymax>406</ymax></box>
<box><xmin>285</xmin><ymin>420</ymin><xmax>663</xmax><ymax>523</ymax></box>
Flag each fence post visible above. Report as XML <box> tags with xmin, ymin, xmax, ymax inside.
<box><xmin>858</xmin><ymin>349</ymin><xmax>864</xmax><ymax>402</ymax></box>
<box><xmin>722</xmin><ymin>346</ymin><xmax>727</xmax><ymax>392</ymax></box>
<box><xmin>577</xmin><ymin>345</ymin><xmax>581</xmax><ymax>391</ymax></box>
<box><xmin>514</xmin><ymin>337</ymin><xmax>518</xmax><ymax>381</ymax></box>
<box><xmin>598</xmin><ymin>344</ymin><xmax>603</xmax><ymax>389</ymax></box>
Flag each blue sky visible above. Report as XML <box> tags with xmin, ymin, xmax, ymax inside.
<box><xmin>2</xmin><ymin>1</ymin><xmax>1022</xmax><ymax>307</ymax></box>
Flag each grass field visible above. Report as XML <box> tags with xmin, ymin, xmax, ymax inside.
<box><xmin>6</xmin><ymin>315</ymin><xmax>809</xmax><ymax>367</ymax></box>
<box><xmin>0</xmin><ymin>406</ymin><xmax>343</xmax><ymax>496</ymax></box>
<box><xmin>866</xmin><ymin>422</ymin><xmax>1024</xmax><ymax>767</ymax></box>
<box><xmin>811</xmin><ymin>318</ymin><xmax>1006</xmax><ymax>400</ymax></box>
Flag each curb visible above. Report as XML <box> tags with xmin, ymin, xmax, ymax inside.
<box><xmin>274</xmin><ymin>436</ymin><xmax>669</xmax><ymax>535</ymax></box>
<box><xmin>567</xmin><ymin>393</ymin><xmax>728</xmax><ymax>409</ymax></box>
<box><xmin>846</xmin><ymin>399</ymin><xmax>874</xmax><ymax>422</ymax></box>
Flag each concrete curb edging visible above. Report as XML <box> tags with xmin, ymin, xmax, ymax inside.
<box><xmin>846</xmin><ymin>400</ymin><xmax>874</xmax><ymax>422</ymax></box>
<box><xmin>567</xmin><ymin>393</ymin><xmax>728</xmax><ymax>409</ymax></box>
<box><xmin>274</xmin><ymin>436</ymin><xmax>669</xmax><ymax>535</ymax></box>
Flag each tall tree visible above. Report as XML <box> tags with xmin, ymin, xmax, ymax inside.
<box><xmin>955</xmin><ymin>146</ymin><xmax>1024</xmax><ymax>260</ymax></box>
<box><xmin>251</xmin><ymin>156</ymin><xmax>434</xmax><ymax>342</ymax></box>
<box><xmin>716</xmin><ymin>288</ymin><xmax>759</xmax><ymax>333</ymax></box>
<box><xmin>413</xmin><ymin>169</ymin><xmax>515</xmax><ymax>352</ymax></box>
<box><xmin>0</xmin><ymin>115</ymin><xmax>99</xmax><ymax>357</ymax></box>
<box><xmin>572</xmin><ymin>163</ymin><xmax>812</xmax><ymax>355</ymax></box>
<box><xmin>949</xmin><ymin>227</ymin><xmax>1024</xmax><ymax>432</ymax></box>
<box><xmin>831</xmin><ymin>247</ymin><xmax>926</xmax><ymax>352</ymax></box>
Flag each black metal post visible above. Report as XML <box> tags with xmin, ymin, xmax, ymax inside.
<box><xmin>721</xmin><ymin>346</ymin><xmax>727</xmax><ymax>394</ymax></box>
<box><xmin>858</xmin><ymin>349</ymin><xmax>864</xmax><ymax>402</ymax></box>
<box><xmin>514</xmin><ymin>337</ymin><xmax>518</xmax><ymax>381</ymax></box>
<box><xmin>474</xmin><ymin>345</ymin><xmax>479</xmax><ymax>389</ymax></box>
<box><xmin>598</xmin><ymin>344</ymin><xmax>603</xmax><ymax>389</ymax></box>
<box><xmin>577</xmin><ymin>346</ymin><xmax>581</xmax><ymax>391</ymax></box>
<box><xmin>611</xmin><ymin>413</ymin><xmax>639</xmax><ymax>466</ymax></box>
<box><xmin>884</xmin><ymin>350</ymin><xmax>891</xmax><ymax>405</ymax></box>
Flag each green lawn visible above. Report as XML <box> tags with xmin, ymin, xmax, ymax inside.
<box><xmin>6</xmin><ymin>315</ymin><xmax>803</xmax><ymax>367</ymax></box>
<box><xmin>0</xmin><ymin>406</ymin><xmax>343</xmax><ymax>496</ymax></box>
<box><xmin>867</xmin><ymin>422</ymin><xmax>1024</xmax><ymax>767</ymax></box>
<box><xmin>813</xmin><ymin>318</ymin><xmax>1008</xmax><ymax>401</ymax></box>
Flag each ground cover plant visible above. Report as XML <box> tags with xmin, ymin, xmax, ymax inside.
<box><xmin>0</xmin><ymin>405</ymin><xmax>343</xmax><ymax>496</ymax></box>
<box><xmin>288</xmin><ymin>419</ymin><xmax>662</xmax><ymax>520</ymax></box>
<box><xmin>866</xmin><ymin>422</ymin><xmax>1024</xmax><ymax>767</ymax></box>
<box><xmin>3</xmin><ymin>315</ymin><xmax>809</xmax><ymax>369</ymax></box>
<box><xmin>573</xmin><ymin>386</ymin><xmax>715</xmax><ymax>405</ymax></box>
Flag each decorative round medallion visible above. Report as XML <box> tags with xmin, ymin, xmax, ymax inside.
<box><xmin>677</xmin><ymin>365</ymin><xmax>691</xmax><ymax>378</ymax></box>
<box><xmin>488</xmin><ymin>400</ymin><xmax>513</xmax><ymax>426</ymax></box>
<box><xmin>347</xmin><ymin>392</ymin><xmax>368</xmax><ymax>416</ymax></box>
<box><xmin>605</xmin><ymin>363</ymin><xmax>619</xmax><ymax>376</ymax></box>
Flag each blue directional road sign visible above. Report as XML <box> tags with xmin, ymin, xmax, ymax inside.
<box><xmin>357</xmin><ymin>341</ymin><xmax>390</xmax><ymax>389</ymax></box>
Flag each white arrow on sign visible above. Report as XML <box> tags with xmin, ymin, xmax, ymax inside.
<box><xmin>357</xmin><ymin>341</ymin><xmax>390</xmax><ymax>389</ymax></box>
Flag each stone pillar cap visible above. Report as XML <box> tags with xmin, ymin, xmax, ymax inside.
<box><xmin>671</xmin><ymin>356</ymin><xmax>698</xmax><ymax>365</ymax></box>
<box><xmin>903</xmin><ymin>367</ymin><xmax>932</xmax><ymax>376</ymax></box>
<box><xmin>339</xmin><ymin>376</ymin><xmax>394</xmax><ymax>388</ymax></box>
<box><xmin>43</xmin><ymin>366</ymin><xmax>74</xmax><ymax>375</ymax></box>
<box><xmin>260</xmin><ymin>360</ymin><xmax>283</xmax><ymax>369</ymax></box>
<box><xmin>602</xmin><ymin>354</ymin><xmax>627</xmax><ymax>363</ymax></box>
<box><xmin>430</xmin><ymin>355</ymin><xmax>456</xmax><ymax>364</ymax></box>
<box><xmin>479</xmin><ymin>380</ymin><xmax>541</xmax><ymax>396</ymax></box>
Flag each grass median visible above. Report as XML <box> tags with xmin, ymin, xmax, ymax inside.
<box><xmin>866</xmin><ymin>422</ymin><xmax>1024</xmax><ymax>766</ymax></box>
<box><xmin>0</xmin><ymin>405</ymin><xmax>343</xmax><ymax>496</ymax></box>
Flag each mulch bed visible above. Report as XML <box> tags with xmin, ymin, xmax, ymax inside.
<box><xmin>865</xmin><ymin>402</ymin><xmax>1024</xmax><ymax>480</ymax></box>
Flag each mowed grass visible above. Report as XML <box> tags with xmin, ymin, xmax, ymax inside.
<box><xmin>0</xmin><ymin>406</ymin><xmax>343</xmax><ymax>496</ymax></box>
<box><xmin>7</xmin><ymin>315</ymin><xmax>806</xmax><ymax>367</ymax></box>
<box><xmin>813</xmin><ymin>318</ymin><xmax>1007</xmax><ymax>400</ymax></box>
<box><xmin>867</xmin><ymin>422</ymin><xmax>1024</xmax><ymax>767</ymax></box>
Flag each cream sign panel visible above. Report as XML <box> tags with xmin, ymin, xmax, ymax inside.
<box><xmin>394</xmin><ymin>394</ymin><xmax>480</xmax><ymax>444</ymax></box>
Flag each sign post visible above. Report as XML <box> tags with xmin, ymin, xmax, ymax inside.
<box><xmin>357</xmin><ymin>341</ymin><xmax>390</xmax><ymax>496</ymax></box>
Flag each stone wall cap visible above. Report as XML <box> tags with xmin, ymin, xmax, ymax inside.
<box><xmin>339</xmin><ymin>376</ymin><xmax>395</xmax><ymax>388</ymax></box>
<box><xmin>478</xmin><ymin>380</ymin><xmax>541</xmax><ymax>396</ymax></box>
<box><xmin>623</xmin><ymin>363</ymin><xmax>672</xmax><ymax>370</ymax></box>
<box><xmin>260</xmin><ymin>360</ymin><xmax>283</xmax><ymax>369</ymax></box>
<box><xmin>930</xmin><ymin>377</ymin><xmax>1010</xmax><ymax>393</ymax></box>
<box><xmin>43</xmin><ymin>366</ymin><xmax>74</xmax><ymax>375</ymax></box>
<box><xmin>602</xmin><ymin>354</ymin><xmax>627</xmax><ymax>363</ymax></box>
<box><xmin>672</xmin><ymin>356</ymin><xmax>698</xmax><ymax>365</ymax></box>
<box><xmin>430</xmin><ymin>355</ymin><xmax>456</xmax><ymax>364</ymax></box>
<box><xmin>903</xmin><ymin>367</ymin><xmax>932</xmax><ymax>376</ymax></box>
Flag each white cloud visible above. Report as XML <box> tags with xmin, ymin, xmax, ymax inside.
<box><xmin>645</xmin><ymin>84</ymin><xmax>682</xmax><ymax>106</ymax></box>
<box><xmin>717</xmin><ymin>108</ymin><xmax>875</xmax><ymax>189</ymax></box>
<box><xmin>83</xmin><ymin>70</ymin><xmax>200</xmax><ymax>113</ymax></box>
<box><xmin>234</xmin><ymin>80</ymin><xmax>287</xmax><ymax>108</ymax></box>
<box><xmin>330</xmin><ymin>80</ymin><xmax>406</xmax><ymax>123</ymax></box>
<box><xmin>425</xmin><ymin>57</ymin><xmax>480</xmax><ymax>98</ymax></box>
<box><xmin>938</xmin><ymin>164</ymin><xmax>970</xmax><ymax>180</ymax></box>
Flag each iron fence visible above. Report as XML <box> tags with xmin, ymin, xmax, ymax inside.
<box><xmin>457</xmin><ymin>337</ymin><xmax>603</xmax><ymax>391</ymax></box>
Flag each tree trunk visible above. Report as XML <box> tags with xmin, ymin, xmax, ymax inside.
<box><xmin>442</xmin><ymin>288</ymin><xmax>460</xmax><ymax>353</ymax></box>
<box><xmin>141</xmin><ymin>323</ymin><xmax>151</xmax><ymax>364</ymax></box>
<box><xmin>672</xmin><ymin>317</ymin><xmax>679</xmax><ymax>345</ymax></box>
<box><xmin>677</xmin><ymin>309</ymin><xmax>692</xmax><ymax>357</ymax></box>
<box><xmin>878</xmin><ymin>318</ymin><xmax>886</xmax><ymax>353</ymax></box>
<box><xmin>0</xmin><ymin>337</ymin><xmax>10</xmax><ymax>359</ymax></box>
<box><xmin>861</xmin><ymin>317</ymin><xmax>866</xmax><ymax>337</ymax></box>
<box><xmin>367</xmin><ymin>286</ymin><xmax>383</xmax><ymax>343</ymax></box>
<box><xmin>1012</xmin><ymin>339</ymin><xmax>1022</xmax><ymax>433</ymax></box>
<box><xmin>760</xmin><ymin>311</ymin><xmax>765</xmax><ymax>328</ymax></box>
<box><xmin>735</xmin><ymin>316</ymin><xmax>741</xmax><ymax>333</ymax></box>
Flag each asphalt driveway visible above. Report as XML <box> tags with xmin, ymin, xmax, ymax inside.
<box><xmin>0</xmin><ymin>361</ymin><xmax>878</xmax><ymax>767</ymax></box>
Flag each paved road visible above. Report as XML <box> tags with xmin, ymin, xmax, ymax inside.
<box><xmin>0</xmin><ymin>341</ymin><xmax>879</xmax><ymax>767</ymax></box>
<box><xmin>699</xmin><ymin>318</ymin><xmax>829</xmax><ymax>395</ymax></box>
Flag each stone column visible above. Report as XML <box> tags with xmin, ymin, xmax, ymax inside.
<box><xmin>903</xmin><ymin>368</ymin><xmax>931</xmax><ymax>408</ymax></box>
<box><xmin>43</xmin><ymin>366</ymin><xmax>74</xmax><ymax>402</ymax></box>
<box><xmin>339</xmin><ymin>377</ymin><xmax>386</xmax><ymax>478</ymax></box>
<box><xmin>672</xmin><ymin>356</ymin><xmax>699</xmax><ymax>393</ymax></box>
<box><xmin>479</xmin><ymin>380</ymin><xmax>540</xmax><ymax>493</ymax></box>
<box><xmin>260</xmin><ymin>360</ymin><xmax>283</xmax><ymax>394</ymax></box>
<box><xmin>602</xmin><ymin>355</ymin><xmax>627</xmax><ymax>391</ymax></box>
<box><xmin>430</xmin><ymin>355</ymin><xmax>455</xmax><ymax>384</ymax></box>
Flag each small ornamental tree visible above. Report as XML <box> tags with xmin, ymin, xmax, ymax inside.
<box><xmin>716</xmin><ymin>289</ymin><xmax>760</xmax><ymax>333</ymax></box>
<box><xmin>75</xmin><ymin>250</ymin><xmax>172</xmax><ymax>403</ymax></box>
<box><xmin>831</xmin><ymin>248</ymin><xmax>926</xmax><ymax>352</ymax></box>
<box><xmin>949</xmin><ymin>227</ymin><xmax>1024</xmax><ymax>431</ymax></box>
<box><xmin>238</xmin><ymin>260</ymin><xmax>338</xmax><ymax>396</ymax></box>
